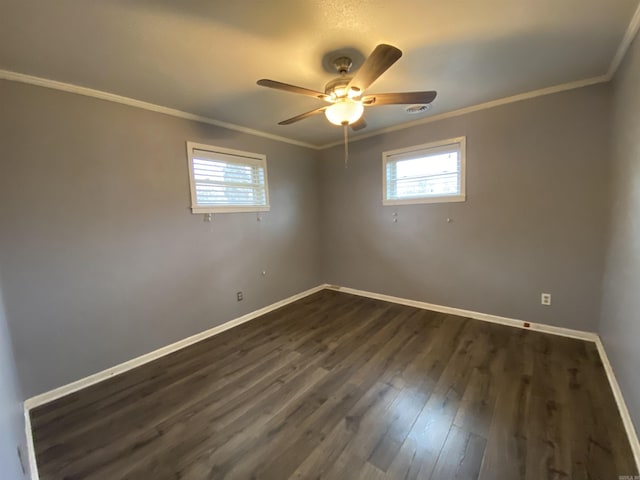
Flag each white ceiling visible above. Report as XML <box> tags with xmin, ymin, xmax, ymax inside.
<box><xmin>1</xmin><ymin>0</ymin><xmax>638</xmax><ymax>147</ymax></box>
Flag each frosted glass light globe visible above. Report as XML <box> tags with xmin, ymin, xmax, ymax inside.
<box><xmin>325</xmin><ymin>99</ymin><xmax>364</xmax><ymax>125</ymax></box>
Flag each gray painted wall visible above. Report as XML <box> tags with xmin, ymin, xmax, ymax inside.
<box><xmin>600</xmin><ymin>34</ymin><xmax>640</xmax><ymax>432</ymax></box>
<box><xmin>0</xmin><ymin>80</ymin><xmax>322</xmax><ymax>398</ymax></box>
<box><xmin>320</xmin><ymin>84</ymin><xmax>612</xmax><ymax>331</ymax></box>
<box><xmin>0</xmin><ymin>74</ymin><xmax>624</xmax><ymax>407</ymax></box>
<box><xmin>0</xmin><ymin>281</ymin><xmax>27</xmax><ymax>479</ymax></box>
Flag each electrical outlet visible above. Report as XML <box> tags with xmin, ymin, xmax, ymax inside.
<box><xmin>541</xmin><ymin>293</ymin><xmax>551</xmax><ymax>306</ymax></box>
<box><xmin>237</xmin><ymin>291</ymin><xmax>243</xmax><ymax>302</ymax></box>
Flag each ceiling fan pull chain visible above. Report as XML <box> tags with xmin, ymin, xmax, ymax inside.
<box><xmin>343</xmin><ymin>122</ymin><xmax>349</xmax><ymax>168</ymax></box>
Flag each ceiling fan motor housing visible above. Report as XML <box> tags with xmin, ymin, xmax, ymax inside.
<box><xmin>324</xmin><ymin>56</ymin><xmax>362</xmax><ymax>99</ymax></box>
<box><xmin>324</xmin><ymin>76</ymin><xmax>355</xmax><ymax>99</ymax></box>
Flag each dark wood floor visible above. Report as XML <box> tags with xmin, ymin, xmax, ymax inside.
<box><xmin>31</xmin><ymin>290</ymin><xmax>638</xmax><ymax>479</ymax></box>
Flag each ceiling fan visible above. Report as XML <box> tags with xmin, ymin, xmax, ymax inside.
<box><xmin>256</xmin><ymin>44</ymin><xmax>437</xmax><ymax>132</ymax></box>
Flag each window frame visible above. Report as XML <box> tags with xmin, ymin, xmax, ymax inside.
<box><xmin>186</xmin><ymin>141</ymin><xmax>271</xmax><ymax>214</ymax></box>
<box><xmin>382</xmin><ymin>136</ymin><xmax>466</xmax><ymax>206</ymax></box>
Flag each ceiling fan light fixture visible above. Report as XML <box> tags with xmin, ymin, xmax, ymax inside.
<box><xmin>325</xmin><ymin>99</ymin><xmax>364</xmax><ymax>126</ymax></box>
<box><xmin>333</xmin><ymin>86</ymin><xmax>348</xmax><ymax>98</ymax></box>
<box><xmin>347</xmin><ymin>86</ymin><xmax>361</xmax><ymax>99</ymax></box>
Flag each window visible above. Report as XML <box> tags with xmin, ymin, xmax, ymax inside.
<box><xmin>186</xmin><ymin>142</ymin><xmax>270</xmax><ymax>214</ymax></box>
<box><xmin>383</xmin><ymin>137</ymin><xmax>466</xmax><ymax>205</ymax></box>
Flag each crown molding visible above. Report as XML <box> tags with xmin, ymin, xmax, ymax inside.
<box><xmin>0</xmin><ymin>68</ymin><xmax>610</xmax><ymax>152</ymax></box>
<box><xmin>3</xmin><ymin>0</ymin><xmax>640</xmax><ymax>154</ymax></box>
<box><xmin>319</xmin><ymin>74</ymin><xmax>610</xmax><ymax>149</ymax></box>
<box><xmin>607</xmin><ymin>0</ymin><xmax>640</xmax><ymax>79</ymax></box>
<box><xmin>0</xmin><ymin>70</ymin><xmax>320</xmax><ymax>150</ymax></box>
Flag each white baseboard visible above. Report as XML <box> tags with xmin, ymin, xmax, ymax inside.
<box><xmin>23</xmin><ymin>284</ymin><xmax>326</xmax><ymax>480</ymax></box>
<box><xmin>325</xmin><ymin>283</ymin><xmax>639</xmax><ymax>472</ymax></box>
<box><xmin>325</xmin><ymin>284</ymin><xmax>598</xmax><ymax>341</ymax></box>
<box><xmin>24</xmin><ymin>406</ymin><xmax>38</xmax><ymax>480</ymax></box>
<box><xmin>23</xmin><ymin>282</ymin><xmax>639</xmax><ymax>477</ymax></box>
<box><xmin>24</xmin><ymin>284</ymin><xmax>325</xmax><ymax>411</ymax></box>
<box><xmin>595</xmin><ymin>337</ymin><xmax>640</xmax><ymax>471</ymax></box>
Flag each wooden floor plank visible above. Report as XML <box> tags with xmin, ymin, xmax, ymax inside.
<box><xmin>30</xmin><ymin>290</ymin><xmax>638</xmax><ymax>480</ymax></box>
<box><xmin>430</xmin><ymin>426</ymin><xmax>487</xmax><ymax>480</ymax></box>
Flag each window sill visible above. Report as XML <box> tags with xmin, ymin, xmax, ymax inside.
<box><xmin>191</xmin><ymin>205</ymin><xmax>271</xmax><ymax>214</ymax></box>
<box><xmin>383</xmin><ymin>195</ymin><xmax>466</xmax><ymax>206</ymax></box>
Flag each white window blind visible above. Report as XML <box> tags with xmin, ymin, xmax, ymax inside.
<box><xmin>383</xmin><ymin>137</ymin><xmax>466</xmax><ymax>205</ymax></box>
<box><xmin>186</xmin><ymin>142</ymin><xmax>270</xmax><ymax>214</ymax></box>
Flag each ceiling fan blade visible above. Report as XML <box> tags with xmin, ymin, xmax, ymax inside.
<box><xmin>257</xmin><ymin>79</ymin><xmax>329</xmax><ymax>100</ymax></box>
<box><xmin>348</xmin><ymin>44</ymin><xmax>402</xmax><ymax>93</ymax></box>
<box><xmin>361</xmin><ymin>91</ymin><xmax>437</xmax><ymax>106</ymax></box>
<box><xmin>350</xmin><ymin>118</ymin><xmax>367</xmax><ymax>131</ymax></box>
<box><xmin>278</xmin><ymin>106</ymin><xmax>328</xmax><ymax>125</ymax></box>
